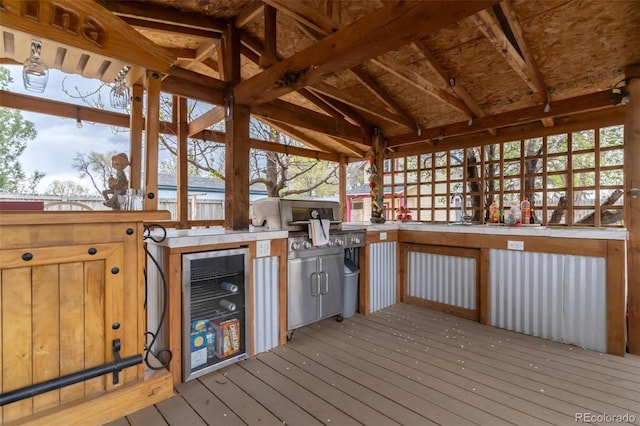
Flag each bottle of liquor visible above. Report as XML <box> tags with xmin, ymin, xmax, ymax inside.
<box><xmin>490</xmin><ymin>200</ymin><xmax>499</xmax><ymax>223</ymax></box>
<box><xmin>521</xmin><ymin>197</ymin><xmax>531</xmax><ymax>225</ymax></box>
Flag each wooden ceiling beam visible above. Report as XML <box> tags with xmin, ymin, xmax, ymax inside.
<box><xmin>257</xmin><ymin>118</ymin><xmax>342</xmax><ymax>154</ymax></box>
<box><xmin>261</xmin><ymin>4</ymin><xmax>278</xmax><ymax>68</ymax></box>
<box><xmin>192</xmin><ymin>126</ymin><xmax>342</xmax><ymax>162</ymax></box>
<box><xmin>349</xmin><ymin>65</ymin><xmax>419</xmax><ymax>132</ymax></box>
<box><xmin>474</xmin><ymin>7</ymin><xmax>548</xmax><ymax>103</ymax></box>
<box><xmin>166</xmin><ymin>65</ymin><xmax>226</xmax><ymax>90</ymax></box>
<box><xmin>297</xmin><ymin>88</ymin><xmax>361</xmax><ymax>125</ymax></box>
<box><xmin>100</xmin><ymin>0</ymin><xmax>227</xmax><ymax>33</ymax></box>
<box><xmin>235</xmin><ymin>1</ymin><xmax>264</xmax><ymax>28</ymax></box>
<box><xmin>262</xmin><ymin>0</ymin><xmax>340</xmax><ymax>35</ymax></box>
<box><xmin>308</xmin><ymin>92</ymin><xmax>373</xmax><ymax>131</ymax></box>
<box><xmin>497</xmin><ymin>0</ymin><xmax>554</xmax><ymax>127</ymax></box>
<box><xmin>263</xmin><ymin>119</ymin><xmax>368</xmax><ymax>157</ymax></box>
<box><xmin>0</xmin><ymin>89</ymin><xmax>129</xmax><ymax>127</ymax></box>
<box><xmin>120</xmin><ymin>16</ymin><xmax>220</xmax><ymax>39</ymax></box>
<box><xmin>389</xmin><ymin>107</ymin><xmax>624</xmax><ymax>158</ymax></box>
<box><xmin>371</xmin><ymin>55</ymin><xmax>474</xmax><ymax>118</ymax></box>
<box><xmin>161</xmin><ymin>75</ymin><xmax>225</xmax><ymax>105</ymax></box>
<box><xmin>262</xmin><ymin>0</ymin><xmax>424</xmax><ymax>132</ymax></box>
<box><xmin>412</xmin><ymin>38</ymin><xmax>496</xmax><ymax>136</ymax></box>
<box><xmin>233</xmin><ymin>1</ymin><xmax>497</xmax><ymax>106</ymax></box>
<box><xmin>387</xmin><ymin>90</ymin><xmax>616</xmax><ymax>147</ymax></box>
<box><xmin>238</xmin><ymin>27</ymin><xmax>375</xmax><ymax>134</ymax></box>
<box><xmin>308</xmin><ymin>82</ymin><xmax>415</xmax><ymax>129</ymax></box>
<box><xmin>252</xmin><ymin>99</ymin><xmax>365</xmax><ymax>143</ymax></box>
<box><xmin>187</xmin><ymin>106</ymin><xmax>226</xmax><ymax>137</ymax></box>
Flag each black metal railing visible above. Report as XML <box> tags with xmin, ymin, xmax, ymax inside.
<box><xmin>0</xmin><ymin>339</ymin><xmax>141</xmax><ymax>407</ymax></box>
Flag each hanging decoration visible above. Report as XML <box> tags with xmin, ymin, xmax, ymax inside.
<box><xmin>369</xmin><ymin>128</ymin><xmax>386</xmax><ymax>223</ymax></box>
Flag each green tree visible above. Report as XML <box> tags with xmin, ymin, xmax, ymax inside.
<box><xmin>0</xmin><ymin>66</ymin><xmax>44</xmax><ymax>193</ymax></box>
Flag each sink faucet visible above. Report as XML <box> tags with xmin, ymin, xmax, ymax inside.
<box><xmin>451</xmin><ymin>191</ymin><xmax>470</xmax><ymax>223</ymax></box>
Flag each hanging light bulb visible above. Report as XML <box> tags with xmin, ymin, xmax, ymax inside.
<box><xmin>76</xmin><ymin>108</ymin><xmax>83</xmax><ymax>129</ymax></box>
<box><xmin>23</xmin><ymin>40</ymin><xmax>49</xmax><ymax>93</ymax></box>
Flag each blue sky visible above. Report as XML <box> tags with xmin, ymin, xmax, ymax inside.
<box><xmin>5</xmin><ymin>64</ymin><xmax>131</xmax><ymax>194</ymax></box>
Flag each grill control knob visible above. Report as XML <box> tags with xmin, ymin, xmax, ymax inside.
<box><xmin>291</xmin><ymin>241</ymin><xmax>300</xmax><ymax>250</ymax></box>
<box><xmin>351</xmin><ymin>237</ymin><xmax>361</xmax><ymax>245</ymax></box>
<box><xmin>302</xmin><ymin>241</ymin><xmax>312</xmax><ymax>249</ymax></box>
<box><xmin>336</xmin><ymin>239</ymin><xmax>344</xmax><ymax>246</ymax></box>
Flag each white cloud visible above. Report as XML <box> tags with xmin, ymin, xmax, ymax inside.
<box><xmin>5</xmin><ymin>65</ymin><xmax>131</xmax><ymax>194</ymax></box>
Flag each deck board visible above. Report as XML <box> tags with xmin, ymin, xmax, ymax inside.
<box><xmin>352</xmin><ymin>307</ymin><xmax>640</xmax><ymax>417</ymax></box>
<box><xmin>112</xmin><ymin>304</ymin><xmax>640</xmax><ymax>426</ymax></box>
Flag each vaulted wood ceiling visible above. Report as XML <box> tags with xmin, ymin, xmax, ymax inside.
<box><xmin>2</xmin><ymin>0</ymin><xmax>639</xmax><ymax>160</ymax></box>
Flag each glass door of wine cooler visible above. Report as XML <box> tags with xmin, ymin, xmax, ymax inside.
<box><xmin>182</xmin><ymin>247</ymin><xmax>248</xmax><ymax>381</ymax></box>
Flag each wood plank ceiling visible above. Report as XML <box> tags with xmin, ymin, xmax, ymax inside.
<box><xmin>2</xmin><ymin>0</ymin><xmax>639</xmax><ymax>159</ymax></box>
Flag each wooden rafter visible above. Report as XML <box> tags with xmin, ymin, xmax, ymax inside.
<box><xmin>411</xmin><ymin>39</ymin><xmax>497</xmax><ymax>136</ymax></box>
<box><xmin>237</xmin><ymin>28</ymin><xmax>370</xmax><ymax>148</ymax></box>
<box><xmin>233</xmin><ymin>1</ymin><xmax>497</xmax><ymax>107</ymax></box>
<box><xmin>252</xmin><ymin>100</ymin><xmax>364</xmax><ymax>143</ymax></box>
<box><xmin>386</xmin><ymin>91</ymin><xmax>615</xmax><ymax>147</ymax></box>
<box><xmin>262</xmin><ymin>0</ymin><xmax>339</xmax><ymax>35</ymax></box>
<box><xmin>349</xmin><ymin>65</ymin><xmax>419</xmax><ymax>130</ymax></box>
<box><xmin>264</xmin><ymin>0</ymin><xmax>419</xmax><ymax>131</ymax></box>
<box><xmin>190</xmin><ymin>127</ymin><xmax>343</xmax><ymax>162</ymax></box>
<box><xmin>120</xmin><ymin>16</ymin><xmax>220</xmax><ymax>39</ymax></box>
<box><xmin>235</xmin><ymin>1</ymin><xmax>264</xmax><ymax>28</ymax></box>
<box><xmin>296</xmin><ymin>88</ymin><xmax>370</xmax><ymax>131</ymax></box>
<box><xmin>497</xmin><ymin>0</ymin><xmax>554</xmax><ymax>127</ymax></box>
<box><xmin>308</xmin><ymin>82</ymin><xmax>415</xmax><ymax>128</ymax></box>
<box><xmin>371</xmin><ymin>55</ymin><xmax>474</xmax><ymax>118</ymax></box>
<box><xmin>389</xmin><ymin>107</ymin><xmax>624</xmax><ymax>158</ymax></box>
<box><xmin>263</xmin><ymin>119</ymin><xmax>367</xmax><ymax>158</ymax></box>
<box><xmin>187</xmin><ymin>106</ymin><xmax>225</xmax><ymax>137</ymax></box>
<box><xmin>473</xmin><ymin>7</ymin><xmax>548</xmax><ymax>105</ymax></box>
<box><xmin>100</xmin><ymin>0</ymin><xmax>227</xmax><ymax>33</ymax></box>
<box><xmin>261</xmin><ymin>4</ymin><xmax>277</xmax><ymax>68</ymax></box>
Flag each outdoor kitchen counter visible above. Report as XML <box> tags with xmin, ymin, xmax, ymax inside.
<box><xmin>343</xmin><ymin>220</ymin><xmax>627</xmax><ymax>356</ymax></box>
<box><xmin>343</xmin><ymin>221</ymin><xmax>628</xmax><ymax>240</ymax></box>
<box><xmin>149</xmin><ymin>226</ymin><xmax>288</xmax><ymax>248</ymax></box>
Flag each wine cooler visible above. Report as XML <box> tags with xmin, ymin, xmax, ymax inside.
<box><xmin>182</xmin><ymin>247</ymin><xmax>249</xmax><ymax>381</ymax></box>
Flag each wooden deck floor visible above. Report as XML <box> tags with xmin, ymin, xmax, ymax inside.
<box><xmin>106</xmin><ymin>304</ymin><xmax>640</xmax><ymax>426</ymax></box>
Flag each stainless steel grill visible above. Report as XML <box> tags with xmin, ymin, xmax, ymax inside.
<box><xmin>252</xmin><ymin>198</ymin><xmax>365</xmax><ymax>339</ymax></box>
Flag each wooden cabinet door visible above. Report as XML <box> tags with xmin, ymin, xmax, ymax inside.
<box><xmin>0</xmin><ymin>242</ymin><xmax>126</xmax><ymax>423</ymax></box>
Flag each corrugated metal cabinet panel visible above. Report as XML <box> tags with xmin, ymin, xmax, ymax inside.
<box><xmin>489</xmin><ymin>249</ymin><xmax>607</xmax><ymax>352</ymax></box>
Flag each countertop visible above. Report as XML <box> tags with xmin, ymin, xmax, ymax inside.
<box><xmin>343</xmin><ymin>221</ymin><xmax>628</xmax><ymax>240</ymax></box>
<box><xmin>149</xmin><ymin>221</ymin><xmax>627</xmax><ymax>248</ymax></box>
<box><xmin>149</xmin><ymin>226</ymin><xmax>288</xmax><ymax>248</ymax></box>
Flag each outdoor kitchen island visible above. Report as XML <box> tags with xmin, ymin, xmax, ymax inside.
<box><xmin>148</xmin><ymin>221</ymin><xmax>628</xmax><ymax>387</ymax></box>
<box><xmin>348</xmin><ymin>222</ymin><xmax>628</xmax><ymax>356</ymax></box>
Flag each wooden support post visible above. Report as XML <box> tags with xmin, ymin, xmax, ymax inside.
<box><xmin>144</xmin><ymin>70</ymin><xmax>162</xmax><ymax>210</ymax></box>
<box><xmin>370</xmin><ymin>129</ymin><xmax>386</xmax><ymax>223</ymax></box>
<box><xmin>176</xmin><ymin>96</ymin><xmax>189</xmax><ymax>228</ymax></box>
<box><xmin>339</xmin><ymin>156</ymin><xmax>347</xmax><ymax>221</ymax></box>
<box><xmin>625</xmin><ymin>63</ymin><xmax>640</xmax><ymax>354</ymax></box>
<box><xmin>224</xmin><ymin>96</ymin><xmax>251</xmax><ymax>230</ymax></box>
<box><xmin>129</xmin><ymin>84</ymin><xmax>144</xmax><ymax>189</ymax></box>
<box><xmin>221</xmin><ymin>20</ymin><xmax>249</xmax><ymax>229</ymax></box>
